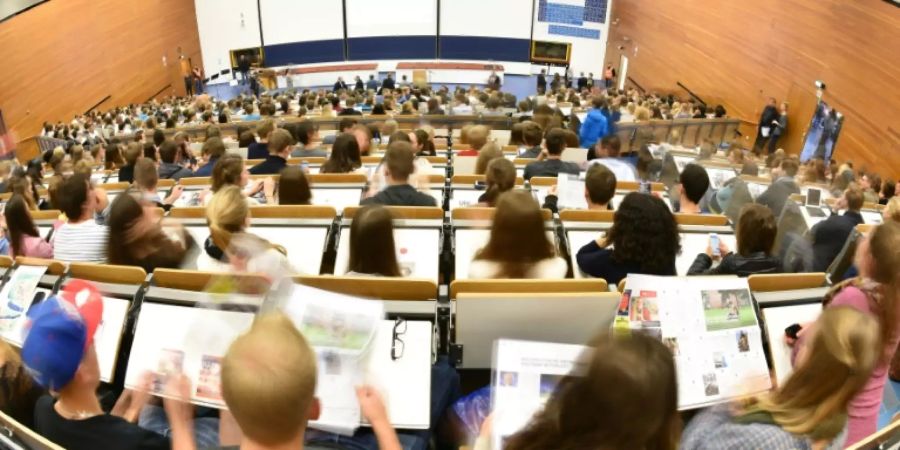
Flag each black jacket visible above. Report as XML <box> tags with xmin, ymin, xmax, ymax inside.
<box><xmin>688</xmin><ymin>252</ymin><xmax>782</xmax><ymax>277</ymax></box>
<box><xmin>382</xmin><ymin>77</ymin><xmax>396</xmax><ymax>91</ymax></box>
<box><xmin>537</xmin><ymin>74</ymin><xmax>547</xmax><ymax>90</ymax></box>
<box><xmin>339</xmin><ymin>108</ymin><xmax>362</xmax><ymax>116</ymax></box>
<box><xmin>759</xmin><ymin>105</ymin><xmax>779</xmax><ymax>131</ymax></box>
<box><xmin>334</xmin><ymin>81</ymin><xmax>348</xmax><ymax>91</ymax></box>
<box><xmin>811</xmin><ymin>210</ymin><xmax>864</xmax><ymax>271</ymax></box>
<box><xmin>361</xmin><ymin>184</ymin><xmax>437</xmax><ymax>207</ymax></box>
<box><xmin>248</xmin><ymin>155</ymin><xmax>287</xmax><ymax>175</ymax></box>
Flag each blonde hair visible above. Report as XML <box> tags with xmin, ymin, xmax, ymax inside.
<box><xmin>635</xmin><ymin>107</ymin><xmax>651</xmax><ymax>122</ymax></box>
<box><xmin>222</xmin><ymin>313</ymin><xmax>317</xmax><ymax>446</ymax></box>
<box><xmin>475</xmin><ymin>142</ymin><xmax>504</xmax><ymax>175</ymax></box>
<box><xmin>467</xmin><ymin>125</ymin><xmax>490</xmax><ymax>150</ymax></box>
<box><xmin>740</xmin><ymin>306</ymin><xmax>880</xmax><ymax>438</ymax></box>
<box><xmin>207</xmin><ymin>185</ymin><xmax>286</xmax><ymax>256</ymax></box>
<box><xmin>206</xmin><ymin>186</ymin><xmax>250</xmax><ymax>251</ymax></box>
<box><xmin>885</xmin><ymin>197</ymin><xmax>900</xmax><ymax>224</ymax></box>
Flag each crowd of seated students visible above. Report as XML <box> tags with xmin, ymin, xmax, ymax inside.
<box><xmin>6</xmin><ymin>71</ymin><xmax>900</xmax><ymax>450</ymax></box>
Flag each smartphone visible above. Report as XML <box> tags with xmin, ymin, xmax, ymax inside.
<box><xmin>710</xmin><ymin>233</ymin><xmax>720</xmax><ymax>257</ymax></box>
<box><xmin>639</xmin><ymin>181</ymin><xmax>651</xmax><ymax>194</ymax></box>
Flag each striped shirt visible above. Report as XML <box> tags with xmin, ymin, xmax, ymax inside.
<box><xmin>51</xmin><ymin>220</ymin><xmax>109</xmax><ymax>263</ymax></box>
<box><xmin>681</xmin><ymin>405</ymin><xmax>846</xmax><ymax>450</ymax></box>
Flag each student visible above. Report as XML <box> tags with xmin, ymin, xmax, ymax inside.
<box><xmin>157</xmin><ymin>141</ymin><xmax>192</xmax><ymax>180</ymax></box>
<box><xmin>192</xmin><ymin>137</ymin><xmax>227</xmax><ymax>177</ymax></box>
<box><xmin>811</xmin><ymin>222</ymin><xmax>900</xmax><ymax>445</ymax></box>
<box><xmin>387</xmin><ymin>130</ymin><xmax>410</xmax><ymax>144</ymax></box>
<box><xmin>688</xmin><ymin>204</ymin><xmax>781</xmax><ymax>276</ymax></box>
<box><xmin>134</xmin><ymin>158</ymin><xmax>183</xmax><ymax>210</ymax></box>
<box><xmin>544</xmin><ymin>163</ymin><xmax>617</xmax><ymax>214</ymax></box>
<box><xmin>23</xmin><ymin>289</ymin><xmax>196</xmax><ymax>450</ymax></box>
<box><xmin>353</xmin><ymin>124</ymin><xmax>374</xmax><ymax>156</ymax></box>
<box><xmin>586</xmin><ymin>135</ymin><xmax>637</xmax><ymax>181</ymax></box>
<box><xmin>249</xmin><ymin>129</ymin><xmax>292</xmax><ymax>175</ymax></box>
<box><xmin>0</xmin><ymin>341</ymin><xmax>44</xmax><ymax>428</ymax></box>
<box><xmin>105</xmin><ymin>143</ymin><xmax>125</xmax><ymax>171</ymax></box>
<box><xmin>3</xmin><ymin>195</ymin><xmax>53</xmax><ymax>258</ymax></box>
<box><xmin>220</xmin><ymin>313</ymin><xmax>402</xmax><ymax>450</ymax></box>
<box><xmin>518</xmin><ymin>121</ymin><xmax>543</xmax><ymax>158</ymax></box>
<box><xmin>678</xmin><ymin>164</ymin><xmax>711</xmax><ymax>214</ymax></box>
<box><xmin>118</xmin><ymin>143</ymin><xmax>141</xmax><ymax>183</ymax></box>
<box><xmin>203</xmin><ymin>185</ymin><xmax>291</xmax><ymax>273</ymax></box>
<box><xmin>346</xmin><ymin>205</ymin><xmax>402</xmax><ymax>277</ymax></box>
<box><xmin>321</xmin><ymin>133</ymin><xmax>362</xmax><ymax>174</ymax></box>
<box><xmin>474</xmin><ymin>142</ymin><xmax>504</xmax><ymax>175</ymax></box>
<box><xmin>879</xmin><ymin>178</ymin><xmax>895</xmax><ymax>206</ymax></box>
<box><xmin>361</xmin><ymin>142</ymin><xmax>437</xmax><ymax>207</ymax></box>
<box><xmin>577</xmin><ymin>192</ymin><xmax>680</xmax><ymax>284</ymax></box>
<box><xmin>51</xmin><ymin>173</ymin><xmax>108</xmax><ymax>263</ymax></box>
<box><xmin>478</xmin><ymin>333</ymin><xmax>678</xmax><ymax>450</ymax></box>
<box><xmin>412</xmin><ymin>129</ymin><xmax>436</xmax><ymax>157</ymax></box>
<box><xmin>469</xmin><ymin>191</ymin><xmax>567</xmax><ymax>279</ymax></box>
<box><xmin>756</xmin><ymin>157</ymin><xmax>801</xmax><ymax>217</ymax></box>
<box><xmin>810</xmin><ymin>186</ymin><xmax>865</xmax><ymax>272</ymax></box>
<box><xmin>107</xmin><ymin>193</ymin><xmax>195</xmax><ymax>272</ymax></box>
<box><xmin>884</xmin><ymin>196</ymin><xmax>900</xmax><ymax>223</ymax></box>
<box><xmin>681</xmin><ymin>306</ymin><xmax>880</xmax><ymax>450</ymax></box>
<box><xmin>478</xmin><ymin>158</ymin><xmax>516</xmax><ymax>207</ymax></box>
<box><xmin>523</xmin><ymin>129</ymin><xmax>580</xmax><ymax>180</ymax></box>
<box><xmin>860</xmin><ymin>172</ymin><xmax>881</xmax><ymax>204</ymax></box>
<box><xmin>246</xmin><ymin>120</ymin><xmax>275</xmax><ymax>160</ymax></box>
<box><xmin>290</xmin><ymin>121</ymin><xmax>326</xmax><ymax>157</ymax></box>
<box><xmin>366</xmin><ymin>74</ymin><xmax>379</xmax><ymax>91</ymax></box>
<box><xmin>578</xmin><ymin>96</ymin><xmax>609</xmax><ymax>149</ymax></box>
<box><xmin>457</xmin><ymin>125</ymin><xmax>489</xmax><ymax>157</ymax></box>
<box><xmin>263</xmin><ymin>166</ymin><xmax>311</xmax><ymax>205</ymax></box>
<box><xmin>323</xmin><ymin>118</ymin><xmax>358</xmax><ymax>145</ymax></box>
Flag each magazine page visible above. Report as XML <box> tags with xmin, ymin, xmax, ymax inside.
<box><xmin>0</xmin><ymin>265</ymin><xmax>48</xmax><ymax>345</ymax></box>
<box><xmin>490</xmin><ymin>339</ymin><xmax>591</xmax><ymax>449</ymax></box>
<box><xmin>282</xmin><ymin>284</ymin><xmax>385</xmax><ymax>435</ymax></box>
<box><xmin>622</xmin><ymin>274</ymin><xmax>772</xmax><ymax>409</ymax></box>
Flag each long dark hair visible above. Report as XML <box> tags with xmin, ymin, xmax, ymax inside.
<box><xmin>606</xmin><ymin>193</ymin><xmax>681</xmax><ymax>275</ymax></box>
<box><xmin>504</xmin><ymin>333</ymin><xmax>680</xmax><ymax>450</ymax></box>
<box><xmin>321</xmin><ymin>133</ymin><xmax>361</xmax><ymax>174</ymax></box>
<box><xmin>474</xmin><ymin>191</ymin><xmax>554</xmax><ymax>277</ymax></box>
<box><xmin>348</xmin><ymin>205</ymin><xmax>401</xmax><ymax>276</ymax></box>
<box><xmin>413</xmin><ymin>129</ymin><xmax>435</xmax><ymax>156</ymax></box>
<box><xmin>278</xmin><ymin>166</ymin><xmax>312</xmax><ymax>205</ymax></box>
<box><xmin>481</xmin><ymin>158</ymin><xmax>515</xmax><ymax>207</ymax></box>
<box><xmin>4</xmin><ymin>195</ymin><xmax>41</xmax><ymax>258</ymax></box>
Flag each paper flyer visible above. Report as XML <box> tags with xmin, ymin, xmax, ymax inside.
<box><xmin>490</xmin><ymin>339</ymin><xmax>591</xmax><ymax>449</ymax></box>
<box><xmin>621</xmin><ymin>274</ymin><xmax>772</xmax><ymax>409</ymax></box>
<box><xmin>0</xmin><ymin>265</ymin><xmax>49</xmax><ymax>343</ymax></box>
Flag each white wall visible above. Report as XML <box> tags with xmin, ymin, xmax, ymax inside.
<box><xmin>194</xmin><ymin>0</ymin><xmax>261</xmax><ymax>76</ymax></box>
<box><xmin>531</xmin><ymin>0</ymin><xmax>611</xmax><ymax>76</ymax></box>
<box><xmin>441</xmin><ymin>0</ymin><xmax>532</xmax><ymax>39</ymax></box>
<box><xmin>259</xmin><ymin>0</ymin><xmax>344</xmax><ymax>44</ymax></box>
<box><xmin>344</xmin><ymin>0</ymin><xmax>437</xmax><ymax>38</ymax></box>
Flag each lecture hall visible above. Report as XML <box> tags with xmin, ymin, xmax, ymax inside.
<box><xmin>0</xmin><ymin>0</ymin><xmax>899</xmax><ymax>449</ymax></box>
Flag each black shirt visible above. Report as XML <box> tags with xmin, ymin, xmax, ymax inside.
<box><xmin>247</xmin><ymin>141</ymin><xmax>269</xmax><ymax>160</ymax></box>
<box><xmin>338</xmin><ymin>108</ymin><xmax>362</xmax><ymax>116</ymax></box>
<box><xmin>118</xmin><ymin>164</ymin><xmax>135</xmax><ymax>183</ymax></box>
<box><xmin>361</xmin><ymin>184</ymin><xmax>437</xmax><ymax>207</ymax></box>
<box><xmin>811</xmin><ymin>210</ymin><xmax>865</xmax><ymax>272</ymax></box>
<box><xmin>523</xmin><ymin>159</ymin><xmax>580</xmax><ymax>180</ymax></box>
<box><xmin>34</xmin><ymin>396</ymin><xmax>169</xmax><ymax>450</ymax></box>
<box><xmin>248</xmin><ymin>154</ymin><xmax>287</xmax><ymax>175</ymax></box>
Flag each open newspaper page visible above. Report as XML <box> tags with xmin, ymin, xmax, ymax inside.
<box><xmin>0</xmin><ymin>265</ymin><xmax>48</xmax><ymax>345</ymax></box>
<box><xmin>490</xmin><ymin>339</ymin><xmax>591</xmax><ymax>449</ymax></box>
<box><xmin>621</xmin><ymin>274</ymin><xmax>771</xmax><ymax>409</ymax></box>
<box><xmin>283</xmin><ymin>284</ymin><xmax>384</xmax><ymax>435</ymax></box>
<box><xmin>556</xmin><ymin>172</ymin><xmax>587</xmax><ymax>210</ymax></box>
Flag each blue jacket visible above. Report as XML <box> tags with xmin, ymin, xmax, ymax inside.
<box><xmin>579</xmin><ymin>109</ymin><xmax>609</xmax><ymax>149</ymax></box>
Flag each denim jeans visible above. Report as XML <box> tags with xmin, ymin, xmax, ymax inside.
<box><xmin>138</xmin><ymin>404</ymin><xmax>220</xmax><ymax>448</ymax></box>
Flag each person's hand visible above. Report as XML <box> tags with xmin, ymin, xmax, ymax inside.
<box><xmin>166</xmin><ymin>185</ymin><xmax>185</xmax><ymax>205</ymax></box>
<box><xmin>162</xmin><ymin>373</ymin><xmax>193</xmax><ymax>420</ymax></box>
<box><xmin>247</xmin><ymin>179</ymin><xmax>264</xmax><ymax>196</ymax></box>
<box><xmin>718</xmin><ymin>240</ymin><xmax>730</xmax><ymax>256</ymax></box>
<box><xmin>548</xmin><ymin>185</ymin><xmax>558</xmax><ymax>196</ymax></box>
<box><xmin>356</xmin><ymin>385</ymin><xmax>390</xmax><ymax>426</ymax></box>
<box><xmin>538</xmin><ymin>149</ymin><xmax>549</xmax><ymax>161</ymax></box>
<box><xmin>263</xmin><ymin>177</ymin><xmax>276</xmax><ymax>202</ymax></box>
<box><xmin>478</xmin><ymin>414</ymin><xmax>494</xmax><ymax>438</ymax></box>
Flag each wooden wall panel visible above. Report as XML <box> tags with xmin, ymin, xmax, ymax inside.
<box><xmin>0</xmin><ymin>0</ymin><xmax>202</xmax><ymax>141</ymax></box>
<box><xmin>607</xmin><ymin>0</ymin><xmax>900</xmax><ymax>178</ymax></box>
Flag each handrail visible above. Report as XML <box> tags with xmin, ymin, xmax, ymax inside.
<box><xmin>627</xmin><ymin>77</ymin><xmax>646</xmax><ymax>94</ymax></box>
<box><xmin>85</xmin><ymin>95</ymin><xmax>111</xmax><ymax>115</ymax></box>
<box><xmin>676</xmin><ymin>81</ymin><xmax>706</xmax><ymax>106</ymax></box>
<box><xmin>145</xmin><ymin>84</ymin><xmax>172</xmax><ymax>103</ymax></box>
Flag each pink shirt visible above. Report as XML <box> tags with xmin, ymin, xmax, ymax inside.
<box><xmin>12</xmin><ymin>235</ymin><xmax>54</xmax><ymax>259</ymax></box>
<box><xmin>828</xmin><ymin>285</ymin><xmax>900</xmax><ymax>446</ymax></box>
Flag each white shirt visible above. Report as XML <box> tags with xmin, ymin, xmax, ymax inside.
<box><xmin>467</xmin><ymin>257</ymin><xmax>568</xmax><ymax>279</ymax></box>
<box><xmin>587</xmin><ymin>158</ymin><xmax>638</xmax><ymax>182</ymax></box>
<box><xmin>51</xmin><ymin>220</ymin><xmax>109</xmax><ymax>263</ymax></box>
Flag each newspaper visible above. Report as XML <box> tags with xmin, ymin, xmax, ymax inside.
<box><xmin>282</xmin><ymin>284</ymin><xmax>384</xmax><ymax>435</ymax></box>
<box><xmin>491</xmin><ymin>339</ymin><xmax>591</xmax><ymax>449</ymax></box>
<box><xmin>0</xmin><ymin>265</ymin><xmax>48</xmax><ymax>344</ymax></box>
<box><xmin>555</xmin><ymin>173</ymin><xmax>588</xmax><ymax>210</ymax></box>
<box><xmin>618</xmin><ymin>274</ymin><xmax>772</xmax><ymax>409</ymax></box>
